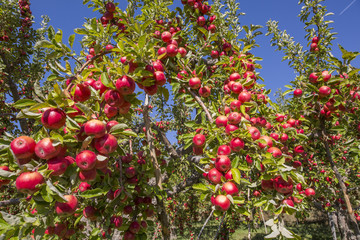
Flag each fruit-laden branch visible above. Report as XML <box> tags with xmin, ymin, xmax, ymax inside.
<box><xmin>319</xmin><ymin>118</ymin><xmax>360</xmax><ymax>238</ymax></box>
<box><xmin>0</xmin><ymin>198</ymin><xmax>20</xmax><ymax>207</ymax></box>
<box><xmin>76</xmin><ymin>51</ymin><xmax>111</xmax><ymax>75</ymax></box>
<box><xmin>185</xmin><ymin>86</ymin><xmax>214</xmax><ymax>123</ymax></box>
<box><xmin>197</xmin><ymin>209</ymin><xmax>215</xmax><ymax>240</ymax></box>
<box><xmin>143</xmin><ymin>94</ymin><xmax>172</xmax><ymax>240</ymax></box>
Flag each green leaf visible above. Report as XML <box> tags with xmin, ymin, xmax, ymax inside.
<box><xmin>34</xmin><ymin>40</ymin><xmax>54</xmax><ymax>49</ymax></box>
<box><xmin>68</xmin><ymin>34</ymin><xmax>75</xmax><ymax>48</ymax></box>
<box><xmin>100</xmin><ymin>72</ymin><xmax>113</xmax><ymax>88</ymax></box>
<box><xmin>0</xmin><ymin>170</ymin><xmax>16</xmax><ymax>178</ymax></box>
<box><xmin>231</xmin><ymin>168</ymin><xmax>241</xmax><ymax>184</ymax></box>
<box><xmin>74</xmin><ymin>28</ymin><xmax>88</xmax><ymax>35</ymax></box>
<box><xmin>109</xmin><ymin>124</ymin><xmax>128</xmax><ymax>133</ymax></box>
<box><xmin>75</xmin><ymin>103</ymin><xmax>91</xmax><ymax>117</ymax></box>
<box><xmin>13</xmin><ymin>99</ymin><xmax>37</xmax><ymax>109</ymax></box>
<box><xmin>46</xmin><ymin>180</ymin><xmax>67</xmax><ymax>201</ymax></box>
<box><xmin>192</xmin><ymin>183</ymin><xmax>209</xmax><ymax>192</ymax></box>
<box><xmin>80</xmin><ymin>188</ymin><xmax>106</xmax><ymax>198</ymax></box>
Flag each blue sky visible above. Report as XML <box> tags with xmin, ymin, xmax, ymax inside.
<box><xmin>29</xmin><ymin>0</ymin><xmax>359</xmax><ymax>144</ymax></box>
<box><xmin>31</xmin><ymin>0</ymin><xmax>360</xmax><ymax>95</ymax></box>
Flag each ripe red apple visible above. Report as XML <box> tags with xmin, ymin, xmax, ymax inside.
<box><xmin>283</xmin><ymin>199</ymin><xmax>294</xmax><ymax>207</ymax></box>
<box><xmin>216</xmin><ymin>115</ymin><xmax>228</xmax><ymax>127</ymax></box>
<box><xmin>125</xmin><ymin>166</ymin><xmax>136</xmax><ymax>178</ymax></box>
<box><xmin>208</xmin><ymin>168</ymin><xmax>223</xmax><ymax>184</ymax></box>
<box><xmin>161</xmin><ymin>31</ymin><xmax>172</xmax><ymax>43</ymax></box>
<box><xmin>79</xmin><ymin>169</ymin><xmax>97</xmax><ymax>182</ymax></box>
<box><xmin>129</xmin><ymin>221</ymin><xmax>141</xmax><ymax>234</ymax></box>
<box><xmin>267</xmin><ymin>147</ymin><xmax>282</xmax><ymax>158</ymax></box>
<box><xmin>231</xmin><ymin>82</ymin><xmax>243</xmax><ymax>94</ymax></box>
<box><xmin>273</xmin><ymin>176</ymin><xmax>293</xmax><ymax>195</ymax></box>
<box><xmin>189</xmin><ymin>77</ymin><xmax>201</xmax><ymax>89</ymax></box>
<box><xmin>94</xmin><ymin>134</ymin><xmax>118</xmax><ymax>155</ymax></box>
<box><xmin>258</xmin><ymin>136</ymin><xmax>273</xmax><ymax>149</ymax></box>
<box><xmin>83</xmin><ymin>206</ymin><xmax>97</xmax><ymax>221</ymax></box>
<box><xmin>322</xmin><ymin>71</ymin><xmax>331</xmax><ymax>82</ymax></box>
<box><xmin>215</xmin><ymin>155</ymin><xmax>231</xmax><ymax>172</ymax></box>
<box><xmin>76</xmin><ymin>150</ymin><xmax>97</xmax><ymax>170</ymax></box>
<box><xmin>104</xmin><ymin>90</ymin><xmax>125</xmax><ymax>107</ymax></box>
<box><xmin>280</xmin><ymin>133</ymin><xmax>289</xmax><ymax>143</ymax></box>
<box><xmin>248</xmin><ymin>126</ymin><xmax>260</xmax><ymax>140</ymax></box>
<box><xmin>35</xmin><ymin>138</ymin><xmax>61</xmax><ymax>160</ymax></box>
<box><xmin>47</xmin><ymin>156</ymin><xmax>69</xmax><ymax>176</ymax></box>
<box><xmin>193</xmin><ymin>134</ymin><xmax>206</xmax><ymax>147</ymax></box>
<box><xmin>222</xmin><ymin>182</ymin><xmax>239</xmax><ymax>195</ymax></box>
<box><xmin>166</xmin><ymin>44</ymin><xmax>178</xmax><ymax>57</ymax></box>
<box><xmin>55</xmin><ymin>195</ymin><xmax>78</xmax><ymax>216</ymax></box>
<box><xmin>153</xmin><ymin>71</ymin><xmax>166</xmax><ymax>86</ymax></box>
<box><xmin>228</xmin><ymin>112</ymin><xmax>241</xmax><ymax>125</ymax></box>
<box><xmin>41</xmin><ymin>108</ymin><xmax>66</xmax><ymax>130</ymax></box>
<box><xmin>230</xmin><ymin>138</ymin><xmax>244</xmax><ymax>152</ymax></box>
<box><xmin>305</xmin><ymin>188</ymin><xmax>315</xmax><ymax>196</ymax></box>
<box><xmin>199</xmin><ymin>86</ymin><xmax>211</xmax><ymax>97</ymax></box>
<box><xmin>106</xmin><ymin>120</ymin><xmax>119</xmax><ymax>132</ymax></box>
<box><xmin>312</xmin><ymin>36</ymin><xmax>319</xmax><ymax>43</ymax></box>
<box><xmin>178</xmin><ymin>47</ymin><xmax>187</xmax><ymax>57</ymax></box>
<box><xmin>153</xmin><ymin>60</ymin><xmax>164</xmax><ymax>71</ymax></box>
<box><xmin>10</xmin><ymin>136</ymin><xmax>36</xmax><ymax>159</ymax></box>
<box><xmin>214</xmin><ymin>195</ymin><xmax>230</xmax><ymax>211</ymax></box>
<box><xmin>238</xmin><ymin>91</ymin><xmax>251</xmax><ymax>103</ymax></box>
<box><xmin>115</xmin><ymin>76</ymin><xmax>135</xmax><ymax>95</ymax></box>
<box><xmin>74</xmin><ymin>84</ymin><xmax>91</xmax><ymax>102</ymax></box>
<box><xmin>157</xmin><ymin>47</ymin><xmax>167</xmax><ymax>58</ymax></box>
<box><xmin>229</xmin><ymin>72</ymin><xmax>241</xmax><ymax>81</ymax></box>
<box><xmin>309</xmin><ymin>73</ymin><xmax>318</xmax><ymax>83</ymax></box>
<box><xmin>123</xmin><ymin>231</ymin><xmax>135</xmax><ymax>240</ymax></box>
<box><xmin>294</xmin><ymin>89</ymin><xmax>303</xmax><ymax>97</ymax></box>
<box><xmin>84</xmin><ymin>120</ymin><xmax>106</xmax><ymax>138</ymax></box>
<box><xmin>319</xmin><ymin>86</ymin><xmax>331</xmax><ymax>97</ymax></box>
<box><xmin>93</xmin><ymin>80</ymin><xmax>108</xmax><ymax>96</ymax></box>
<box><xmin>217</xmin><ymin>145</ymin><xmax>231</xmax><ymax>156</ymax></box>
<box><xmin>104</xmin><ymin>104</ymin><xmax>118</xmax><ymax>118</ymax></box>
<box><xmin>16</xmin><ymin>171</ymin><xmax>44</xmax><ymax>194</ymax></box>
<box><xmin>296</xmin><ymin>183</ymin><xmax>302</xmax><ymax>191</ymax></box>
<box><xmin>224</xmin><ymin>170</ymin><xmax>233</xmax><ymax>180</ymax></box>
<box><xmin>78</xmin><ymin>182</ymin><xmax>91</xmax><ymax>192</ymax></box>
<box><xmin>225</xmin><ymin>124</ymin><xmax>238</xmax><ymax>135</ymax></box>
<box><xmin>0</xmin><ymin>166</ymin><xmax>11</xmax><ymax>186</ymax></box>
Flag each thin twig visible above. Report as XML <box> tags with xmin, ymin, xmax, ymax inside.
<box><xmin>197</xmin><ymin>209</ymin><xmax>215</xmax><ymax>240</ymax></box>
<box><xmin>185</xmin><ymin>86</ymin><xmax>213</xmax><ymax>123</ymax></box>
<box><xmin>213</xmin><ymin>212</ymin><xmax>226</xmax><ymax>240</ymax></box>
<box><xmin>260</xmin><ymin>207</ymin><xmax>267</xmax><ymax>234</ymax></box>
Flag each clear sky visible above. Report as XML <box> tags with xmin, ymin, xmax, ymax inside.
<box><xmin>29</xmin><ymin>0</ymin><xmax>359</xmax><ymax>144</ymax></box>
<box><xmin>31</xmin><ymin>0</ymin><xmax>360</xmax><ymax>95</ymax></box>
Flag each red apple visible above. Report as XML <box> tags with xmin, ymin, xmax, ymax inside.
<box><xmin>47</xmin><ymin>156</ymin><xmax>69</xmax><ymax>176</ymax></box>
<box><xmin>55</xmin><ymin>195</ymin><xmax>78</xmax><ymax>216</ymax></box>
<box><xmin>84</xmin><ymin>120</ymin><xmax>106</xmax><ymax>138</ymax></box>
<box><xmin>76</xmin><ymin>150</ymin><xmax>97</xmax><ymax>170</ymax></box>
<box><xmin>214</xmin><ymin>195</ymin><xmax>230</xmax><ymax>211</ymax></box>
<box><xmin>215</xmin><ymin>155</ymin><xmax>231</xmax><ymax>172</ymax></box>
<box><xmin>319</xmin><ymin>86</ymin><xmax>331</xmax><ymax>97</ymax></box>
<box><xmin>230</xmin><ymin>137</ymin><xmax>244</xmax><ymax>152</ymax></box>
<box><xmin>78</xmin><ymin>182</ymin><xmax>91</xmax><ymax>192</ymax></box>
<box><xmin>208</xmin><ymin>168</ymin><xmax>223</xmax><ymax>184</ymax></box>
<box><xmin>41</xmin><ymin>108</ymin><xmax>66</xmax><ymax>130</ymax></box>
<box><xmin>10</xmin><ymin>136</ymin><xmax>36</xmax><ymax>159</ymax></box>
<box><xmin>104</xmin><ymin>90</ymin><xmax>125</xmax><ymax>107</ymax></box>
<box><xmin>273</xmin><ymin>176</ymin><xmax>293</xmax><ymax>195</ymax></box>
<box><xmin>74</xmin><ymin>84</ymin><xmax>91</xmax><ymax>102</ymax></box>
<box><xmin>267</xmin><ymin>147</ymin><xmax>282</xmax><ymax>158</ymax></box>
<box><xmin>189</xmin><ymin>77</ymin><xmax>201</xmax><ymax>89</ymax></box>
<box><xmin>115</xmin><ymin>76</ymin><xmax>135</xmax><ymax>95</ymax></box>
<box><xmin>305</xmin><ymin>188</ymin><xmax>315</xmax><ymax>196</ymax></box>
<box><xmin>16</xmin><ymin>171</ymin><xmax>44</xmax><ymax>194</ymax></box>
<box><xmin>217</xmin><ymin>145</ymin><xmax>231</xmax><ymax>156</ymax></box>
<box><xmin>93</xmin><ymin>134</ymin><xmax>118</xmax><ymax>155</ymax></box>
<box><xmin>222</xmin><ymin>182</ymin><xmax>239</xmax><ymax>195</ymax></box>
<box><xmin>35</xmin><ymin>138</ymin><xmax>61</xmax><ymax>160</ymax></box>
<box><xmin>193</xmin><ymin>134</ymin><xmax>206</xmax><ymax>147</ymax></box>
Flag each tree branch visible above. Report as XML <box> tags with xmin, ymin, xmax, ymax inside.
<box><xmin>197</xmin><ymin>209</ymin><xmax>214</xmax><ymax>240</ymax></box>
<box><xmin>0</xmin><ymin>198</ymin><xmax>20</xmax><ymax>207</ymax></box>
<box><xmin>185</xmin><ymin>86</ymin><xmax>213</xmax><ymax>123</ymax></box>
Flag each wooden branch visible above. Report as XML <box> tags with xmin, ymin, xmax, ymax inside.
<box><xmin>143</xmin><ymin>94</ymin><xmax>172</xmax><ymax>240</ymax></box>
<box><xmin>0</xmin><ymin>198</ymin><xmax>20</xmax><ymax>207</ymax></box>
<box><xmin>320</xmin><ymin>118</ymin><xmax>360</xmax><ymax>238</ymax></box>
<box><xmin>152</xmin><ymin>125</ymin><xmax>179</xmax><ymax>160</ymax></box>
<box><xmin>197</xmin><ymin>209</ymin><xmax>215</xmax><ymax>240</ymax></box>
<box><xmin>185</xmin><ymin>86</ymin><xmax>214</xmax><ymax>123</ymax></box>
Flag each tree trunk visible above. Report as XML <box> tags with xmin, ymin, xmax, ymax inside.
<box><xmin>337</xmin><ymin>209</ymin><xmax>357</xmax><ymax>240</ymax></box>
<box><xmin>328</xmin><ymin>212</ymin><xmax>337</xmax><ymax>240</ymax></box>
